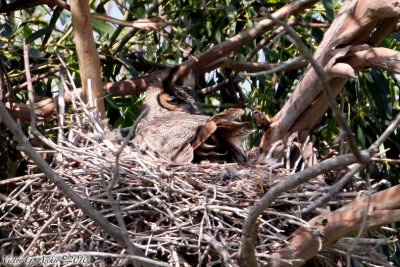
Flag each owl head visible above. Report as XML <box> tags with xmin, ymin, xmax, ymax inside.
<box><xmin>157</xmin><ymin>65</ymin><xmax>201</xmax><ymax>114</ymax></box>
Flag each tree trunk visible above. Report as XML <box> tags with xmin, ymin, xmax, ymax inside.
<box><xmin>71</xmin><ymin>0</ymin><xmax>105</xmax><ymax>119</ymax></box>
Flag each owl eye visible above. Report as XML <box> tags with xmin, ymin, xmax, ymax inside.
<box><xmin>167</xmin><ymin>95</ymin><xmax>179</xmax><ymax>105</ymax></box>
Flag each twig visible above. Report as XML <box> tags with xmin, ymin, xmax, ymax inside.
<box><xmin>239</xmin><ymin>150</ymin><xmax>371</xmax><ymax>265</ymax></box>
<box><xmin>302</xmin><ymin>113</ymin><xmax>400</xmax><ymax>214</ymax></box>
<box><xmin>346</xmin><ymin>193</ymin><xmax>372</xmax><ymax>266</ymax></box>
<box><xmin>0</xmin><ymin>72</ymin><xmax>155</xmax><ymax>267</ymax></box>
<box><xmin>0</xmin><ymin>173</ymin><xmax>45</xmax><ymax>185</ymax></box>
<box><xmin>57</xmin><ymin>251</ymin><xmax>171</xmax><ymax>267</ymax></box>
<box><xmin>330</xmin><ymin>248</ymin><xmax>394</xmax><ymax>267</ymax></box>
<box><xmin>301</xmin><ymin>164</ymin><xmax>363</xmax><ymax>214</ymax></box>
<box><xmin>23</xmin><ymin>41</ymin><xmax>37</xmax><ymax>128</ymax></box>
<box><xmin>57</xmin><ymin>64</ymin><xmax>66</xmax><ymax>162</ymax></box>
<box><xmin>370</xmin><ymin>113</ymin><xmax>400</xmax><ymax>151</ymax></box>
<box><xmin>185</xmin><ymin>229</ymin><xmax>238</xmax><ymax>267</ymax></box>
<box><xmin>21</xmin><ymin>206</ymin><xmax>66</xmax><ymax>258</ymax></box>
<box><xmin>239</xmin><ymin>56</ymin><xmax>306</xmax><ymax>76</ymax></box>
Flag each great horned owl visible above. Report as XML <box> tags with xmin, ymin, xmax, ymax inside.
<box><xmin>132</xmin><ymin>80</ymin><xmax>251</xmax><ymax>164</ymax></box>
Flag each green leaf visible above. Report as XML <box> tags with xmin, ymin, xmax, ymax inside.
<box><xmin>322</xmin><ymin>0</ymin><xmax>334</xmax><ymax>21</ymax></box>
<box><xmin>104</xmin><ymin>94</ymin><xmax>120</xmax><ymax>109</ymax></box>
<box><xmin>91</xmin><ymin>18</ymin><xmax>115</xmax><ymax>36</ymax></box>
<box><xmin>0</xmin><ymin>20</ymin><xmax>13</xmax><ymax>38</ymax></box>
<box><xmin>26</xmin><ymin>26</ymin><xmax>53</xmax><ymax>44</ymax></box>
<box><xmin>367</xmin><ymin>70</ymin><xmax>392</xmax><ymax>121</ymax></box>
<box><xmin>28</xmin><ymin>47</ymin><xmax>45</xmax><ymax>58</ymax></box>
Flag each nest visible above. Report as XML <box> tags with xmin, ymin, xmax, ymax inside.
<box><xmin>0</xmin><ymin>112</ymin><xmax>394</xmax><ymax>266</ymax></box>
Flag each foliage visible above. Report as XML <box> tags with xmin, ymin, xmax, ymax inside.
<box><xmin>0</xmin><ymin>1</ymin><xmax>398</xmax><ymax>177</ymax></box>
<box><xmin>0</xmin><ymin>0</ymin><xmax>399</xmax><ymax>263</ymax></box>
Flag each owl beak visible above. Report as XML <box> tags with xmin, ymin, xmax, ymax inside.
<box><xmin>186</xmin><ymin>103</ymin><xmax>202</xmax><ymax>114</ymax></box>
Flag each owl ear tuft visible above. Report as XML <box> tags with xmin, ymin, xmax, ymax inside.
<box><xmin>163</xmin><ymin>65</ymin><xmax>197</xmax><ymax>93</ymax></box>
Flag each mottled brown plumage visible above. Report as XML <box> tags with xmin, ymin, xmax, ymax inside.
<box><xmin>132</xmin><ymin>83</ymin><xmax>251</xmax><ymax>163</ymax></box>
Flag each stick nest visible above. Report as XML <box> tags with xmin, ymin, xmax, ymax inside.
<box><xmin>0</xmin><ymin>115</ymin><xmax>393</xmax><ymax>266</ymax></box>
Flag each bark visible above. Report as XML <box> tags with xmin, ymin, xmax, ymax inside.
<box><xmin>3</xmin><ymin>89</ymin><xmax>81</xmax><ymax>122</ymax></box>
<box><xmin>70</xmin><ymin>0</ymin><xmax>105</xmax><ymax>119</ymax></box>
<box><xmin>267</xmin><ymin>185</ymin><xmax>400</xmax><ymax>267</ymax></box>
<box><xmin>238</xmin><ymin>150</ymin><xmax>372</xmax><ymax>267</ymax></box>
<box><xmin>0</xmin><ymin>0</ymin><xmax>67</xmax><ymax>13</ymax></box>
<box><xmin>261</xmin><ymin>0</ymin><xmax>400</xmax><ymax>152</ymax></box>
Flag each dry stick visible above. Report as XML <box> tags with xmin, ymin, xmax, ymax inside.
<box><xmin>23</xmin><ymin>41</ymin><xmax>36</xmax><ymax>129</ymax></box>
<box><xmin>23</xmin><ymin>42</ymin><xmax>65</xmax><ymax>151</ymax></box>
<box><xmin>185</xmin><ymin>229</ymin><xmax>237</xmax><ymax>267</ymax></box>
<box><xmin>330</xmin><ymin>248</ymin><xmax>393</xmax><ymax>267</ymax></box>
<box><xmin>346</xmin><ymin>183</ymin><xmax>372</xmax><ymax>266</ymax></box>
<box><xmin>10</xmin><ymin>68</ymin><xmax>59</xmax><ymax>93</ymax></box>
<box><xmin>302</xmin><ymin>112</ymin><xmax>400</xmax><ymax>213</ymax></box>
<box><xmin>266</xmin><ymin>13</ymin><xmax>368</xmax><ymax>164</ymax></box>
<box><xmin>240</xmin><ymin>115</ymin><xmax>400</xmax><ymax>265</ymax></box>
<box><xmin>0</xmin><ymin>191</ymin><xmax>43</xmax><ymax>217</ymax></box>
<box><xmin>104</xmin><ymin>170</ymin><xmax>136</xmax><ymax>258</ymax></box>
<box><xmin>0</xmin><ymin>107</ymin><xmax>161</xmax><ymax>266</ymax></box>
<box><xmin>239</xmin><ymin>150</ymin><xmax>371</xmax><ymax>266</ymax></box>
<box><xmin>56</xmin><ymin>53</ymin><xmax>82</xmax><ymax>128</ymax></box>
<box><xmin>0</xmin><ymin>173</ymin><xmax>45</xmax><ymax>185</ymax></box>
<box><xmin>57</xmin><ymin>64</ymin><xmax>66</xmax><ymax>163</ymax></box>
<box><xmin>301</xmin><ymin>165</ymin><xmax>362</xmax><ymax>214</ymax></box>
<box><xmin>370</xmin><ymin>112</ymin><xmax>400</xmax><ymax>151</ymax></box>
<box><xmin>21</xmin><ymin>206</ymin><xmax>66</xmax><ymax>258</ymax></box>
<box><xmin>17</xmin><ymin>45</ymin><xmax>160</xmax><ymax>266</ymax></box>
<box><xmin>104</xmin><ymin>108</ymin><xmax>150</xmax><ymax>262</ymax></box>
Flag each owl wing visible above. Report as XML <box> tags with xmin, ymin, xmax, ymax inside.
<box><xmin>134</xmin><ymin>112</ymin><xmax>209</xmax><ymax>163</ymax></box>
<box><xmin>194</xmin><ymin>108</ymin><xmax>253</xmax><ymax>163</ymax></box>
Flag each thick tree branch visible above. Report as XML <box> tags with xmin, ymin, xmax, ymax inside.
<box><xmin>265</xmin><ymin>13</ymin><xmax>367</xmax><ymax>164</ymax></box>
<box><xmin>105</xmin><ymin>0</ymin><xmax>318</xmax><ymax>95</ymax></box>
<box><xmin>245</xmin><ymin>114</ymin><xmax>400</xmax><ymax>266</ymax></box>
<box><xmin>0</xmin><ymin>0</ymin><xmax>67</xmax><ymax>13</ymax></box>
<box><xmin>267</xmin><ymin>185</ymin><xmax>400</xmax><ymax>267</ymax></box>
<box><xmin>224</xmin><ymin>57</ymin><xmax>307</xmax><ymax>73</ymax></box>
<box><xmin>238</xmin><ymin>150</ymin><xmax>372</xmax><ymax>267</ymax></box>
<box><xmin>264</xmin><ymin>0</ymin><xmax>400</xmax><ymax>151</ymax></box>
<box><xmin>343</xmin><ymin>46</ymin><xmax>400</xmax><ymax>72</ymax></box>
<box><xmin>71</xmin><ymin>0</ymin><xmax>105</xmax><ymax>119</ymax></box>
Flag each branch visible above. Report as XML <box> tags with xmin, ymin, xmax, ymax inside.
<box><xmin>91</xmin><ymin>13</ymin><xmax>171</xmax><ymax>31</ymax></box>
<box><xmin>342</xmin><ymin>46</ymin><xmax>400</xmax><ymax>73</ymax></box>
<box><xmin>0</xmin><ymin>87</ymin><xmax>150</xmax><ymax>265</ymax></box>
<box><xmin>265</xmin><ymin>12</ymin><xmax>367</xmax><ymax>164</ymax></box>
<box><xmin>193</xmin><ymin>0</ymin><xmax>319</xmax><ymax>71</ymax></box>
<box><xmin>11</xmin><ymin>45</ymin><xmax>400</xmax><ymax>123</ymax></box>
<box><xmin>267</xmin><ymin>185</ymin><xmax>400</xmax><ymax>267</ymax></box>
<box><xmin>0</xmin><ymin>0</ymin><xmax>67</xmax><ymax>13</ymax></box>
<box><xmin>70</xmin><ymin>0</ymin><xmax>105</xmax><ymax>119</ymax></box>
<box><xmin>266</xmin><ymin>0</ymin><xmax>400</xmax><ymax>150</ymax></box>
<box><xmin>224</xmin><ymin>57</ymin><xmax>307</xmax><ymax>74</ymax></box>
<box><xmin>105</xmin><ymin>0</ymin><xmax>318</xmax><ymax>95</ymax></box>
<box><xmin>238</xmin><ymin>149</ymin><xmax>371</xmax><ymax>267</ymax></box>
<box><xmin>263</xmin><ymin>113</ymin><xmax>400</xmax><ymax>266</ymax></box>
